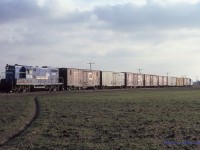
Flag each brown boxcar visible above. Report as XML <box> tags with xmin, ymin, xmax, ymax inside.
<box><xmin>176</xmin><ymin>77</ymin><xmax>182</xmax><ymax>86</ymax></box>
<box><xmin>183</xmin><ymin>78</ymin><xmax>191</xmax><ymax>86</ymax></box>
<box><xmin>125</xmin><ymin>72</ymin><xmax>134</xmax><ymax>87</ymax></box>
<box><xmin>158</xmin><ymin>76</ymin><xmax>168</xmax><ymax>87</ymax></box>
<box><xmin>137</xmin><ymin>74</ymin><xmax>144</xmax><ymax>87</ymax></box>
<box><xmin>163</xmin><ymin>76</ymin><xmax>167</xmax><ymax>86</ymax></box>
<box><xmin>144</xmin><ymin>74</ymin><xmax>151</xmax><ymax>87</ymax></box>
<box><xmin>59</xmin><ymin>68</ymin><xmax>100</xmax><ymax>90</ymax></box>
<box><xmin>185</xmin><ymin>78</ymin><xmax>191</xmax><ymax>86</ymax></box>
<box><xmin>125</xmin><ymin>73</ymin><xmax>144</xmax><ymax>87</ymax></box>
<box><xmin>180</xmin><ymin>77</ymin><xmax>184</xmax><ymax>86</ymax></box>
<box><xmin>150</xmin><ymin>75</ymin><xmax>158</xmax><ymax>86</ymax></box>
<box><xmin>158</xmin><ymin>76</ymin><xmax>163</xmax><ymax>86</ymax></box>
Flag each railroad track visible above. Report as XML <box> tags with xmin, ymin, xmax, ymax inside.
<box><xmin>0</xmin><ymin>86</ymin><xmax>197</xmax><ymax>96</ymax></box>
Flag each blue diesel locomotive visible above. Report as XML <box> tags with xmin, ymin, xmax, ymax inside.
<box><xmin>1</xmin><ymin>64</ymin><xmax>63</xmax><ymax>92</ymax></box>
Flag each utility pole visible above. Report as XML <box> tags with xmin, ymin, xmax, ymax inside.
<box><xmin>137</xmin><ymin>68</ymin><xmax>142</xmax><ymax>74</ymax></box>
<box><xmin>87</xmin><ymin>62</ymin><xmax>95</xmax><ymax>70</ymax></box>
<box><xmin>182</xmin><ymin>75</ymin><xmax>186</xmax><ymax>78</ymax></box>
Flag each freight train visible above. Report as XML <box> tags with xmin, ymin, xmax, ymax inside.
<box><xmin>0</xmin><ymin>64</ymin><xmax>191</xmax><ymax>92</ymax></box>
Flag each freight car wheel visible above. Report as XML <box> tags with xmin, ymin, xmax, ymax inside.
<box><xmin>24</xmin><ymin>86</ymin><xmax>31</xmax><ymax>92</ymax></box>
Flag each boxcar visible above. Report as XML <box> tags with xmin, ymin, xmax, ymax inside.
<box><xmin>145</xmin><ymin>74</ymin><xmax>159</xmax><ymax>87</ymax></box>
<box><xmin>125</xmin><ymin>72</ymin><xmax>144</xmax><ymax>88</ymax></box>
<box><xmin>101</xmin><ymin>71</ymin><xmax>125</xmax><ymax>88</ymax></box>
<box><xmin>171</xmin><ymin>77</ymin><xmax>176</xmax><ymax>86</ymax></box>
<box><xmin>183</xmin><ymin>78</ymin><xmax>191</xmax><ymax>86</ymax></box>
<box><xmin>1</xmin><ymin>64</ymin><xmax>62</xmax><ymax>92</ymax></box>
<box><xmin>163</xmin><ymin>76</ymin><xmax>167</xmax><ymax>86</ymax></box>
<box><xmin>150</xmin><ymin>75</ymin><xmax>158</xmax><ymax>87</ymax></box>
<box><xmin>180</xmin><ymin>78</ymin><xmax>184</xmax><ymax>86</ymax></box>
<box><xmin>167</xmin><ymin>76</ymin><xmax>172</xmax><ymax>86</ymax></box>
<box><xmin>59</xmin><ymin>68</ymin><xmax>100</xmax><ymax>90</ymax></box>
<box><xmin>137</xmin><ymin>74</ymin><xmax>144</xmax><ymax>87</ymax></box>
<box><xmin>158</xmin><ymin>76</ymin><xmax>169</xmax><ymax>87</ymax></box>
<box><xmin>186</xmin><ymin>78</ymin><xmax>191</xmax><ymax>86</ymax></box>
<box><xmin>158</xmin><ymin>76</ymin><xmax>163</xmax><ymax>87</ymax></box>
<box><xmin>183</xmin><ymin>78</ymin><xmax>187</xmax><ymax>86</ymax></box>
<box><xmin>176</xmin><ymin>77</ymin><xmax>184</xmax><ymax>87</ymax></box>
<box><xmin>144</xmin><ymin>74</ymin><xmax>151</xmax><ymax>87</ymax></box>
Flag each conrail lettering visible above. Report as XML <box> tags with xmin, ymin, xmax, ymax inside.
<box><xmin>88</xmin><ymin>73</ymin><xmax>93</xmax><ymax>80</ymax></box>
<box><xmin>36</xmin><ymin>76</ymin><xmax>48</xmax><ymax>79</ymax></box>
<box><xmin>36</xmin><ymin>73</ymin><xmax>50</xmax><ymax>79</ymax></box>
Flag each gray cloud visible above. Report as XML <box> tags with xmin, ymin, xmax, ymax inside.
<box><xmin>105</xmin><ymin>49</ymin><xmax>138</xmax><ymax>58</ymax></box>
<box><xmin>0</xmin><ymin>1</ymin><xmax>200</xmax><ymax>80</ymax></box>
<box><xmin>0</xmin><ymin>0</ymin><xmax>48</xmax><ymax>24</ymax></box>
<box><xmin>94</xmin><ymin>3</ymin><xmax>200</xmax><ymax>30</ymax></box>
<box><xmin>1</xmin><ymin>0</ymin><xmax>200</xmax><ymax>30</ymax></box>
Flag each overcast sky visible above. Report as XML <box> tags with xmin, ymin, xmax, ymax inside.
<box><xmin>0</xmin><ymin>0</ymin><xmax>200</xmax><ymax>81</ymax></box>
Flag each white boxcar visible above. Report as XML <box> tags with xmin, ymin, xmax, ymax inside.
<box><xmin>171</xmin><ymin>77</ymin><xmax>177</xmax><ymax>86</ymax></box>
<box><xmin>167</xmin><ymin>76</ymin><xmax>173</xmax><ymax>86</ymax></box>
<box><xmin>101</xmin><ymin>71</ymin><xmax>125</xmax><ymax>87</ymax></box>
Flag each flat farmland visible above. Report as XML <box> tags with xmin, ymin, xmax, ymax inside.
<box><xmin>1</xmin><ymin>88</ymin><xmax>200</xmax><ymax>149</ymax></box>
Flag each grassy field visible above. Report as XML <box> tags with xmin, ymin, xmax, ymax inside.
<box><xmin>1</xmin><ymin>88</ymin><xmax>200</xmax><ymax>149</ymax></box>
<box><xmin>0</xmin><ymin>94</ymin><xmax>35</xmax><ymax>145</ymax></box>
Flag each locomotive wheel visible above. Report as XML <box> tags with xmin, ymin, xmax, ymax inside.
<box><xmin>25</xmin><ymin>86</ymin><xmax>31</xmax><ymax>92</ymax></box>
<box><xmin>17</xmin><ymin>86</ymin><xmax>22</xmax><ymax>93</ymax></box>
<box><xmin>49</xmin><ymin>86</ymin><xmax>52</xmax><ymax>92</ymax></box>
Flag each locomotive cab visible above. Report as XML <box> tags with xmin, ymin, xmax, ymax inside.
<box><xmin>1</xmin><ymin>64</ymin><xmax>24</xmax><ymax>92</ymax></box>
<box><xmin>2</xmin><ymin>64</ymin><xmax>36</xmax><ymax>92</ymax></box>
